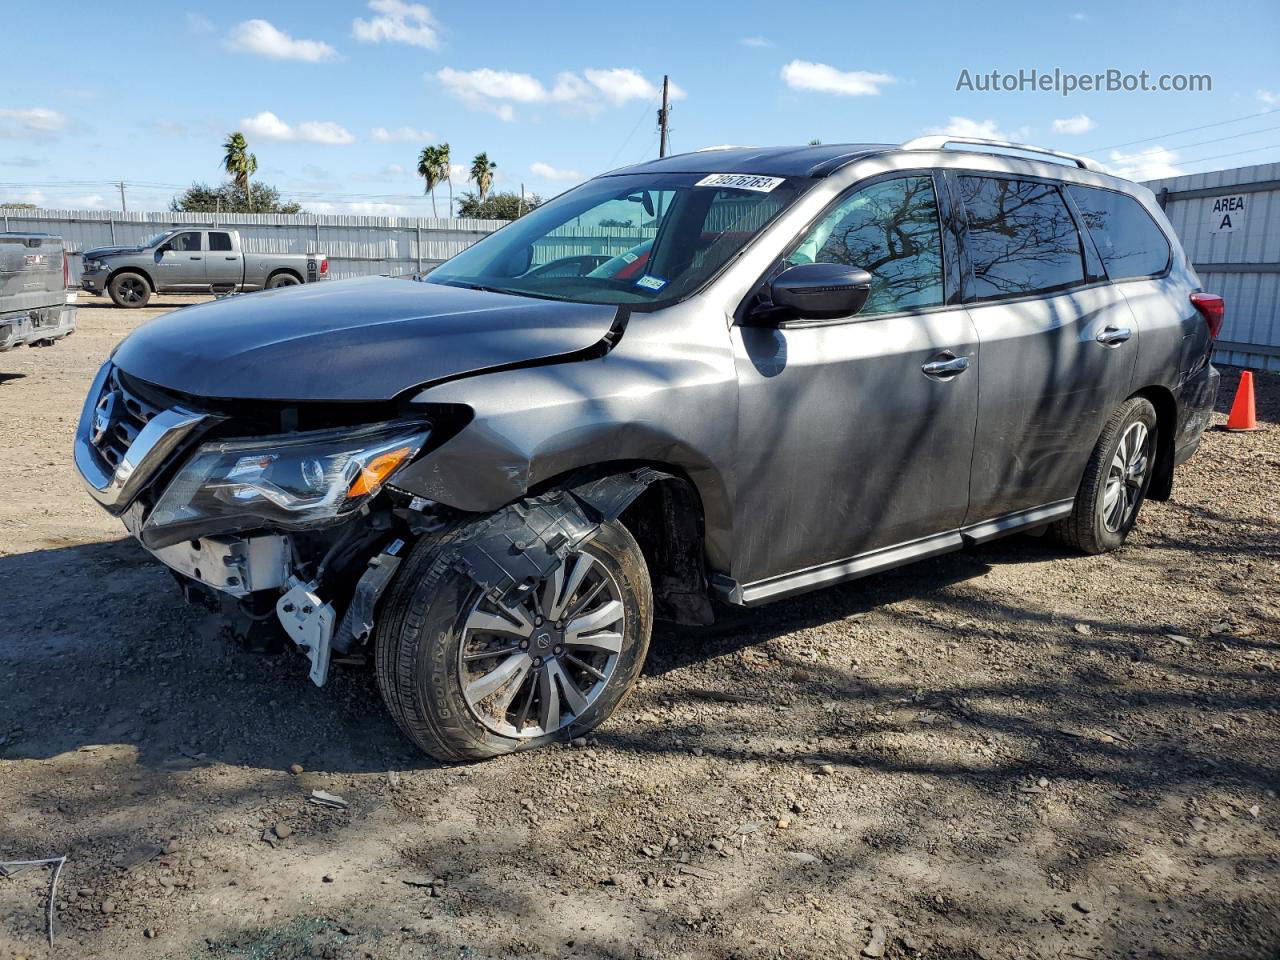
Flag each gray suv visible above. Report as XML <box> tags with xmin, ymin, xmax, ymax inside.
<box><xmin>73</xmin><ymin>137</ymin><xmax>1221</xmax><ymax>761</ymax></box>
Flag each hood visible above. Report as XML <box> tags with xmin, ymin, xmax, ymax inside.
<box><xmin>110</xmin><ymin>275</ymin><xmax>620</xmax><ymax>402</ymax></box>
<box><xmin>85</xmin><ymin>244</ymin><xmax>146</xmax><ymax>258</ymax></box>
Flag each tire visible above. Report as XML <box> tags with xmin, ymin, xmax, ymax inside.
<box><xmin>1052</xmin><ymin>396</ymin><xmax>1158</xmax><ymax>555</ymax></box>
<box><xmin>375</xmin><ymin>512</ymin><xmax>653</xmax><ymax>762</ymax></box>
<box><xmin>266</xmin><ymin>272</ymin><xmax>301</xmax><ymax>289</ymax></box>
<box><xmin>108</xmin><ymin>272</ymin><xmax>151</xmax><ymax>308</ymax></box>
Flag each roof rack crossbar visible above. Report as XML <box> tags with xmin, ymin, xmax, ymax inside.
<box><xmin>900</xmin><ymin>135</ymin><xmax>1108</xmax><ymax>173</ymax></box>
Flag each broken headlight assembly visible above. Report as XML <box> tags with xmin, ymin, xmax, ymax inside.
<box><xmin>142</xmin><ymin>420</ymin><xmax>429</xmax><ymax>546</ymax></box>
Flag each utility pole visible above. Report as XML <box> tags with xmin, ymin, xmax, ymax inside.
<box><xmin>657</xmin><ymin>75</ymin><xmax>670</xmax><ymax>158</ymax></box>
<box><xmin>117</xmin><ymin>181</ymin><xmax>127</xmax><ymax>213</ymax></box>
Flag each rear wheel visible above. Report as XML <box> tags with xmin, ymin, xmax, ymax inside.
<box><xmin>1053</xmin><ymin>397</ymin><xmax>1157</xmax><ymax>554</ymax></box>
<box><xmin>108</xmin><ymin>272</ymin><xmax>150</xmax><ymax>308</ymax></box>
<box><xmin>375</xmin><ymin>513</ymin><xmax>652</xmax><ymax>762</ymax></box>
<box><xmin>266</xmin><ymin>272</ymin><xmax>300</xmax><ymax>289</ymax></box>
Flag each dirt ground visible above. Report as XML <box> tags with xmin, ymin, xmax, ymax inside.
<box><xmin>0</xmin><ymin>295</ymin><xmax>1277</xmax><ymax>960</ymax></box>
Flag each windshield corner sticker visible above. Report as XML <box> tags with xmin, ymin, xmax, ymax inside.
<box><xmin>695</xmin><ymin>173</ymin><xmax>785</xmax><ymax>193</ymax></box>
<box><xmin>635</xmin><ymin>275</ymin><xmax>668</xmax><ymax>291</ymax></box>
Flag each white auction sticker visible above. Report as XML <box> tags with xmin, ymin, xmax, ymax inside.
<box><xmin>695</xmin><ymin>173</ymin><xmax>785</xmax><ymax>193</ymax></box>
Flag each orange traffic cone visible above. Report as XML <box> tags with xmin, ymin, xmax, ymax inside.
<box><xmin>1225</xmin><ymin>371</ymin><xmax>1260</xmax><ymax>431</ymax></box>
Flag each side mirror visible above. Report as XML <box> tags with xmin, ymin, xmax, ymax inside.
<box><xmin>765</xmin><ymin>262</ymin><xmax>873</xmax><ymax>322</ymax></box>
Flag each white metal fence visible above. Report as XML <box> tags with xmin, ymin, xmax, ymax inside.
<box><xmin>0</xmin><ymin>208</ymin><xmax>650</xmax><ymax>282</ymax></box>
<box><xmin>1145</xmin><ymin>162</ymin><xmax>1280</xmax><ymax>372</ymax></box>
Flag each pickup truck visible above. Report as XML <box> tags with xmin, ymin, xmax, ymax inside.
<box><xmin>1</xmin><ymin>232</ymin><xmax>77</xmax><ymax>350</ymax></box>
<box><xmin>80</xmin><ymin>227</ymin><xmax>329</xmax><ymax>308</ymax></box>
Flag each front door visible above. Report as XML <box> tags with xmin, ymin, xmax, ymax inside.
<box><xmin>155</xmin><ymin>230</ymin><xmax>205</xmax><ymax>290</ymax></box>
<box><xmin>731</xmin><ymin>173</ymin><xmax>980</xmax><ymax>597</ymax></box>
<box><xmin>950</xmin><ymin>173</ymin><xmax>1137</xmax><ymax>523</ymax></box>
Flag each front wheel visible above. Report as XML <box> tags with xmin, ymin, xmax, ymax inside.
<box><xmin>108</xmin><ymin>272</ymin><xmax>151</xmax><ymax>308</ymax></box>
<box><xmin>375</xmin><ymin>514</ymin><xmax>652</xmax><ymax>761</ymax></box>
<box><xmin>1053</xmin><ymin>396</ymin><xmax>1157</xmax><ymax>554</ymax></box>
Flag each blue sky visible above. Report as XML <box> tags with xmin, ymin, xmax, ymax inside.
<box><xmin>3</xmin><ymin>0</ymin><xmax>1278</xmax><ymax>215</ymax></box>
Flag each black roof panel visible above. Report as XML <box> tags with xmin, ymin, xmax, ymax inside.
<box><xmin>609</xmin><ymin>143</ymin><xmax>894</xmax><ymax>179</ymax></box>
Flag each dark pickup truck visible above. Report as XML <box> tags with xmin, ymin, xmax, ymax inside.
<box><xmin>80</xmin><ymin>227</ymin><xmax>329</xmax><ymax>307</ymax></box>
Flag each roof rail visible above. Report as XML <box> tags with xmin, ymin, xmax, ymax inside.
<box><xmin>900</xmin><ymin>135</ymin><xmax>1108</xmax><ymax>173</ymax></box>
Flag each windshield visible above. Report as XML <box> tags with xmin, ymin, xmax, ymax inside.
<box><xmin>428</xmin><ymin>172</ymin><xmax>808</xmax><ymax>305</ymax></box>
<box><xmin>141</xmin><ymin>231</ymin><xmax>176</xmax><ymax>248</ymax></box>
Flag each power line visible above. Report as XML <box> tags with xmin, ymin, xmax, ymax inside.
<box><xmin>1082</xmin><ymin>107</ymin><xmax>1279</xmax><ymax>155</ymax></box>
<box><xmin>1171</xmin><ymin>141</ymin><xmax>1280</xmax><ymax>168</ymax></box>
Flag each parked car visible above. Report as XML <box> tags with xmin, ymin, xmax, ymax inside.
<box><xmin>74</xmin><ymin>137</ymin><xmax>1221</xmax><ymax>761</ymax></box>
<box><xmin>1</xmin><ymin>232</ymin><xmax>77</xmax><ymax>351</ymax></box>
<box><xmin>80</xmin><ymin>227</ymin><xmax>328</xmax><ymax>307</ymax></box>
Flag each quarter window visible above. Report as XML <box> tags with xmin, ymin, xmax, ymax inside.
<box><xmin>959</xmin><ymin>176</ymin><xmax>1085</xmax><ymax>299</ymax></box>
<box><xmin>1067</xmin><ymin>185</ymin><xmax>1170</xmax><ymax>279</ymax></box>
<box><xmin>208</xmin><ymin>232</ymin><xmax>234</xmax><ymax>252</ymax></box>
<box><xmin>786</xmin><ymin>176</ymin><xmax>945</xmax><ymax>316</ymax></box>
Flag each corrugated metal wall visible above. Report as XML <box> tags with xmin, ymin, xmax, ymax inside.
<box><xmin>1144</xmin><ymin>162</ymin><xmax>1280</xmax><ymax>372</ymax></box>
<box><xmin>0</xmin><ymin>208</ymin><xmax>651</xmax><ymax>283</ymax></box>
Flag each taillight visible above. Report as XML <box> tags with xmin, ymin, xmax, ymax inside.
<box><xmin>63</xmin><ymin>251</ymin><xmax>69</xmax><ymax>289</ymax></box>
<box><xmin>320</xmin><ymin>257</ymin><xmax>329</xmax><ymax>276</ymax></box>
<box><xmin>1190</xmin><ymin>292</ymin><xmax>1225</xmax><ymax>339</ymax></box>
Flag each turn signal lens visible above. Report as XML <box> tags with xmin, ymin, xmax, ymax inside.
<box><xmin>348</xmin><ymin>446</ymin><xmax>412</xmax><ymax>498</ymax></box>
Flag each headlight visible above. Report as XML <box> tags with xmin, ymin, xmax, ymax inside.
<box><xmin>143</xmin><ymin>420</ymin><xmax>429</xmax><ymax>542</ymax></box>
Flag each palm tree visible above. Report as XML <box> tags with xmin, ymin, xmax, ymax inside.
<box><xmin>437</xmin><ymin>142</ymin><xmax>453</xmax><ymax>217</ymax></box>
<box><xmin>417</xmin><ymin>145</ymin><xmax>445</xmax><ymax>217</ymax></box>
<box><xmin>222</xmin><ymin>132</ymin><xmax>258</xmax><ymax>211</ymax></box>
<box><xmin>470</xmin><ymin>152</ymin><xmax>496</xmax><ymax>202</ymax></box>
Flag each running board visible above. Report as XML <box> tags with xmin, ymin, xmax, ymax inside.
<box><xmin>713</xmin><ymin>499</ymin><xmax>1075</xmax><ymax>607</ymax></box>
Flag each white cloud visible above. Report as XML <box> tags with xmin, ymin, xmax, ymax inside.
<box><xmin>1258</xmin><ymin>89</ymin><xmax>1280</xmax><ymax>107</ymax></box>
<box><xmin>1052</xmin><ymin>114</ymin><xmax>1096</xmax><ymax>135</ymax></box>
<box><xmin>371</xmin><ymin>125</ymin><xmax>435</xmax><ymax>143</ymax></box>
<box><xmin>308</xmin><ymin>199</ymin><xmax>417</xmax><ymax>217</ymax></box>
<box><xmin>781</xmin><ymin>60</ymin><xmax>894</xmax><ymax>97</ymax></box>
<box><xmin>0</xmin><ymin>107</ymin><xmax>68</xmax><ymax>141</ymax></box>
<box><xmin>227</xmin><ymin>20</ymin><xmax>338</xmax><ymax>62</ymax></box>
<box><xmin>241</xmin><ymin>111</ymin><xmax>355</xmax><ymax>145</ymax></box>
<box><xmin>353</xmin><ymin>0</ymin><xmax>439</xmax><ymax>49</ymax></box>
<box><xmin>1</xmin><ymin>189</ymin><xmax>45</xmax><ymax>206</ymax></box>
<box><xmin>436</xmin><ymin>67</ymin><xmax>680</xmax><ymax>118</ymax></box>
<box><xmin>741</xmin><ymin>36</ymin><xmax>772</xmax><ymax>48</ymax></box>
<box><xmin>1107</xmin><ymin>146</ymin><xmax>1182</xmax><ymax>180</ymax></box>
<box><xmin>530</xmin><ymin>162</ymin><xmax>584</xmax><ymax>182</ymax></box>
<box><xmin>926</xmin><ymin>116</ymin><xmax>1032</xmax><ymax>142</ymax></box>
<box><xmin>584</xmin><ymin>68</ymin><xmax>684</xmax><ymax>105</ymax></box>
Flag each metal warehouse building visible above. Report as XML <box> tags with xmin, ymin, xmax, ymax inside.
<box><xmin>1146</xmin><ymin>161</ymin><xmax>1280</xmax><ymax>372</ymax></box>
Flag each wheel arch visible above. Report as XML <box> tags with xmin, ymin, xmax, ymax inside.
<box><xmin>106</xmin><ymin>266</ymin><xmax>154</xmax><ymax>292</ymax></box>
<box><xmin>267</xmin><ymin>267</ymin><xmax>303</xmax><ymax>285</ymax></box>
<box><xmin>1129</xmin><ymin>383</ymin><xmax>1177</xmax><ymax>501</ymax></box>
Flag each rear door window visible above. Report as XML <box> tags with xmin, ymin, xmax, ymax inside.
<box><xmin>208</xmin><ymin>232</ymin><xmax>234</xmax><ymax>252</ymax></box>
<box><xmin>785</xmin><ymin>175</ymin><xmax>945</xmax><ymax>315</ymax></box>
<box><xmin>1067</xmin><ymin>185</ymin><xmax>1170</xmax><ymax>279</ymax></box>
<box><xmin>958</xmin><ymin>176</ymin><xmax>1086</xmax><ymax>300</ymax></box>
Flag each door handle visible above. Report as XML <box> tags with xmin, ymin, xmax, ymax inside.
<box><xmin>1096</xmin><ymin>326</ymin><xmax>1132</xmax><ymax>346</ymax></box>
<box><xmin>190</xmin><ymin>256</ymin><xmax>202</xmax><ymax>261</ymax></box>
<box><xmin>225</xmin><ymin>257</ymin><xmax>238</xmax><ymax>261</ymax></box>
<box><xmin>922</xmin><ymin>354</ymin><xmax>971</xmax><ymax>378</ymax></box>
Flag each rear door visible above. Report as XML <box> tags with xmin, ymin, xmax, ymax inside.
<box><xmin>205</xmin><ymin>231</ymin><xmax>242</xmax><ymax>289</ymax></box>
<box><xmin>155</xmin><ymin>230</ymin><xmax>206</xmax><ymax>289</ymax></box>
<box><xmin>731</xmin><ymin>172</ymin><xmax>980</xmax><ymax>595</ymax></box>
<box><xmin>951</xmin><ymin>173</ymin><xmax>1137</xmax><ymax>524</ymax></box>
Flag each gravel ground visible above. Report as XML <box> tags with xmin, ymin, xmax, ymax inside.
<box><xmin>0</xmin><ymin>297</ymin><xmax>1277</xmax><ymax>960</ymax></box>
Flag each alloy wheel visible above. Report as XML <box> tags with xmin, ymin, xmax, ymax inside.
<box><xmin>119</xmin><ymin>277</ymin><xmax>146</xmax><ymax>304</ymax></box>
<box><xmin>458</xmin><ymin>551</ymin><xmax>625</xmax><ymax>738</ymax></box>
<box><xmin>1102</xmin><ymin>421</ymin><xmax>1150</xmax><ymax>532</ymax></box>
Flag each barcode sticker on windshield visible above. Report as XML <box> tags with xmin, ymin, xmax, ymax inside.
<box><xmin>635</xmin><ymin>275</ymin><xmax>667</xmax><ymax>291</ymax></box>
<box><xmin>695</xmin><ymin>173</ymin><xmax>785</xmax><ymax>193</ymax></box>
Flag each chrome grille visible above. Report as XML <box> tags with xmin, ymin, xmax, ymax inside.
<box><xmin>92</xmin><ymin>367</ymin><xmax>166</xmax><ymax>470</ymax></box>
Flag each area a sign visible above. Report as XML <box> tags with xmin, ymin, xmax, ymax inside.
<box><xmin>1209</xmin><ymin>194</ymin><xmax>1245</xmax><ymax>233</ymax></box>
